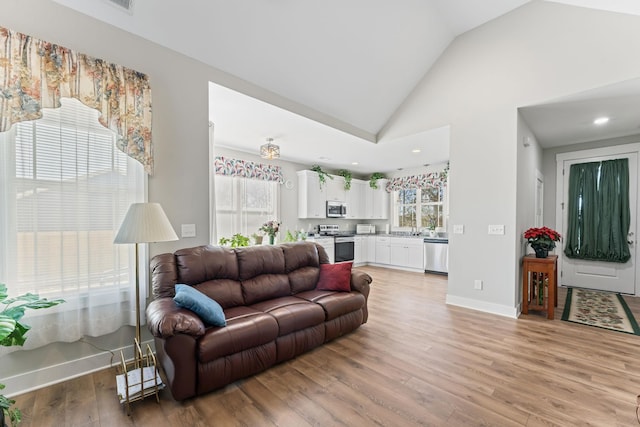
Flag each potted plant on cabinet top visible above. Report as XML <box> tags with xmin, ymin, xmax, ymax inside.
<box><xmin>0</xmin><ymin>283</ymin><xmax>64</xmax><ymax>427</ymax></box>
<box><xmin>310</xmin><ymin>165</ymin><xmax>333</xmax><ymax>189</ymax></box>
<box><xmin>369</xmin><ymin>172</ymin><xmax>385</xmax><ymax>189</ymax></box>
<box><xmin>336</xmin><ymin>169</ymin><xmax>352</xmax><ymax>191</ymax></box>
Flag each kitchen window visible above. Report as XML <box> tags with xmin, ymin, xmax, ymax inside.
<box><xmin>392</xmin><ymin>186</ymin><xmax>446</xmax><ymax>230</ymax></box>
<box><xmin>214</xmin><ymin>175</ymin><xmax>279</xmax><ymax>242</ymax></box>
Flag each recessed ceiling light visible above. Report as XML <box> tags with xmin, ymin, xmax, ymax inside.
<box><xmin>594</xmin><ymin>117</ymin><xmax>609</xmax><ymax>125</ymax></box>
<box><xmin>351</xmin><ymin>162</ymin><xmax>359</xmax><ymax>165</ymax></box>
<box><xmin>412</xmin><ymin>149</ymin><xmax>421</xmax><ymax>153</ymax></box>
<box><xmin>318</xmin><ymin>156</ymin><xmax>331</xmax><ymax>161</ymax></box>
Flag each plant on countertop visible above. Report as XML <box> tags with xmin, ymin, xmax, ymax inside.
<box><xmin>283</xmin><ymin>230</ymin><xmax>307</xmax><ymax>243</ymax></box>
<box><xmin>0</xmin><ymin>283</ymin><xmax>65</xmax><ymax>427</ymax></box>
<box><xmin>260</xmin><ymin>220</ymin><xmax>281</xmax><ymax>244</ymax></box>
<box><xmin>219</xmin><ymin>233</ymin><xmax>250</xmax><ymax>247</ymax></box>
<box><xmin>369</xmin><ymin>172</ymin><xmax>386</xmax><ymax>189</ymax></box>
<box><xmin>337</xmin><ymin>169</ymin><xmax>352</xmax><ymax>190</ymax></box>
<box><xmin>310</xmin><ymin>165</ymin><xmax>333</xmax><ymax>188</ymax></box>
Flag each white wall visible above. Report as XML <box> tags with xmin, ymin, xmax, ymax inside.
<box><xmin>379</xmin><ymin>1</ymin><xmax>640</xmax><ymax>317</ymax></box>
<box><xmin>516</xmin><ymin>113</ymin><xmax>544</xmax><ymax>308</ymax></box>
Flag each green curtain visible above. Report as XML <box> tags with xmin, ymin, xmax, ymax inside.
<box><xmin>564</xmin><ymin>158</ymin><xmax>630</xmax><ymax>263</ymax></box>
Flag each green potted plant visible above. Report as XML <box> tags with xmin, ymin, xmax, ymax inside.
<box><xmin>218</xmin><ymin>234</ymin><xmax>250</xmax><ymax>247</ymax></box>
<box><xmin>369</xmin><ymin>172</ymin><xmax>385</xmax><ymax>189</ymax></box>
<box><xmin>337</xmin><ymin>169</ymin><xmax>352</xmax><ymax>190</ymax></box>
<box><xmin>310</xmin><ymin>165</ymin><xmax>333</xmax><ymax>189</ymax></box>
<box><xmin>0</xmin><ymin>283</ymin><xmax>64</xmax><ymax>427</ymax></box>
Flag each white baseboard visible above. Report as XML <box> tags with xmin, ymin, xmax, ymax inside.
<box><xmin>446</xmin><ymin>294</ymin><xmax>519</xmax><ymax>319</ymax></box>
<box><xmin>3</xmin><ymin>339</ymin><xmax>154</xmax><ymax>397</ymax></box>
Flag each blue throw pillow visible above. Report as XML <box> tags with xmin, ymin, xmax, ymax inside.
<box><xmin>174</xmin><ymin>284</ymin><xmax>226</xmax><ymax>327</ymax></box>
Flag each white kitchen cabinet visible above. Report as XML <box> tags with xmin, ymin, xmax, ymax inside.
<box><xmin>297</xmin><ymin>170</ymin><xmax>326</xmax><ymax>219</ymax></box>
<box><xmin>365</xmin><ymin>179</ymin><xmax>389</xmax><ymax>219</ymax></box>
<box><xmin>354</xmin><ymin>235</ymin><xmax>370</xmax><ymax>265</ymax></box>
<box><xmin>346</xmin><ymin>179</ymin><xmax>366</xmax><ymax>219</ymax></box>
<box><xmin>375</xmin><ymin>236</ymin><xmax>391</xmax><ymax>264</ymax></box>
<box><xmin>390</xmin><ymin>237</ymin><xmax>424</xmax><ymax>270</ymax></box>
<box><xmin>326</xmin><ymin>175</ymin><xmax>346</xmax><ymax>202</ymax></box>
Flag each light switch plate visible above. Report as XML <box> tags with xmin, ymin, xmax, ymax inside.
<box><xmin>453</xmin><ymin>224</ymin><xmax>464</xmax><ymax>234</ymax></box>
<box><xmin>488</xmin><ymin>225</ymin><xmax>505</xmax><ymax>235</ymax></box>
<box><xmin>181</xmin><ymin>224</ymin><xmax>196</xmax><ymax>238</ymax></box>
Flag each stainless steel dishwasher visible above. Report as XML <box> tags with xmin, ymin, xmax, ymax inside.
<box><xmin>423</xmin><ymin>238</ymin><xmax>448</xmax><ymax>274</ymax></box>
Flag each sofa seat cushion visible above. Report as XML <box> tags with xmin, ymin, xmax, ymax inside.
<box><xmin>296</xmin><ymin>291</ymin><xmax>366</xmax><ymax>321</ymax></box>
<box><xmin>198</xmin><ymin>307</ymin><xmax>278</xmax><ymax>363</ymax></box>
<box><xmin>251</xmin><ymin>296</ymin><xmax>326</xmax><ymax>336</ymax></box>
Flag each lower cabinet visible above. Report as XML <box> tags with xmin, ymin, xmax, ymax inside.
<box><xmin>375</xmin><ymin>236</ymin><xmax>391</xmax><ymax>265</ymax></box>
<box><xmin>390</xmin><ymin>237</ymin><xmax>424</xmax><ymax>270</ymax></box>
<box><xmin>354</xmin><ymin>236</ymin><xmax>368</xmax><ymax>265</ymax></box>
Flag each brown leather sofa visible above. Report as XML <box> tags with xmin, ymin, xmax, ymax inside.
<box><xmin>146</xmin><ymin>241</ymin><xmax>372</xmax><ymax>401</ymax></box>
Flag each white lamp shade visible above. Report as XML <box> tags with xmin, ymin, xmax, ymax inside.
<box><xmin>114</xmin><ymin>202</ymin><xmax>179</xmax><ymax>244</ymax></box>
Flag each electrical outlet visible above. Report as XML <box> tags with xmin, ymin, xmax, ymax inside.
<box><xmin>488</xmin><ymin>225</ymin><xmax>505</xmax><ymax>235</ymax></box>
<box><xmin>453</xmin><ymin>224</ymin><xmax>464</xmax><ymax>234</ymax></box>
<box><xmin>474</xmin><ymin>280</ymin><xmax>483</xmax><ymax>290</ymax></box>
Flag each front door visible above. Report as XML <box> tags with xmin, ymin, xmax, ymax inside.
<box><xmin>557</xmin><ymin>149</ymin><xmax>638</xmax><ymax>294</ymax></box>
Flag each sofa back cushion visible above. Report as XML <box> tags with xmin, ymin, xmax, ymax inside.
<box><xmin>282</xmin><ymin>242</ymin><xmax>321</xmax><ymax>294</ymax></box>
<box><xmin>176</xmin><ymin>245</ymin><xmax>239</xmax><ymax>284</ymax></box>
<box><xmin>236</xmin><ymin>245</ymin><xmax>288</xmax><ymax>304</ymax></box>
<box><xmin>193</xmin><ymin>279</ymin><xmax>245</xmax><ymax>309</ymax></box>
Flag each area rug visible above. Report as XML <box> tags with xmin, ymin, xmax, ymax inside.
<box><xmin>561</xmin><ymin>287</ymin><xmax>640</xmax><ymax>335</ymax></box>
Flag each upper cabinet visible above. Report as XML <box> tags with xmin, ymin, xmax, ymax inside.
<box><xmin>297</xmin><ymin>170</ymin><xmax>326</xmax><ymax>219</ymax></box>
<box><xmin>326</xmin><ymin>176</ymin><xmax>346</xmax><ymax>202</ymax></box>
<box><xmin>297</xmin><ymin>171</ymin><xmax>388</xmax><ymax>220</ymax></box>
<box><xmin>365</xmin><ymin>179</ymin><xmax>389</xmax><ymax>219</ymax></box>
<box><xmin>346</xmin><ymin>179</ymin><xmax>366</xmax><ymax>219</ymax></box>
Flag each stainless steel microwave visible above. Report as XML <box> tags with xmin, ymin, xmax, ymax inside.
<box><xmin>326</xmin><ymin>201</ymin><xmax>347</xmax><ymax>218</ymax></box>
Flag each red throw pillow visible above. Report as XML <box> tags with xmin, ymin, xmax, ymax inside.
<box><xmin>316</xmin><ymin>262</ymin><xmax>352</xmax><ymax>292</ymax></box>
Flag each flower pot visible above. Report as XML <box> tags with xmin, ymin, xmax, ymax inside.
<box><xmin>269</xmin><ymin>235</ymin><xmax>275</xmax><ymax>245</ymax></box>
<box><xmin>532</xmin><ymin>245</ymin><xmax>549</xmax><ymax>258</ymax></box>
<box><xmin>254</xmin><ymin>236</ymin><xmax>263</xmax><ymax>245</ymax></box>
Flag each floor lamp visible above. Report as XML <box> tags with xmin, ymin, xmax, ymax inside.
<box><xmin>114</xmin><ymin>202</ymin><xmax>178</xmax><ymax>345</ymax></box>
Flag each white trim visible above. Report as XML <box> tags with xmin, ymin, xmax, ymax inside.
<box><xmin>445</xmin><ymin>294</ymin><xmax>518</xmax><ymax>318</ymax></box>
<box><xmin>3</xmin><ymin>339</ymin><xmax>153</xmax><ymax>398</ymax></box>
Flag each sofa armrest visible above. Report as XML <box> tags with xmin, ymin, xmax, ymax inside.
<box><xmin>350</xmin><ymin>269</ymin><xmax>372</xmax><ymax>323</ymax></box>
<box><xmin>146</xmin><ymin>298</ymin><xmax>206</xmax><ymax>338</ymax></box>
<box><xmin>350</xmin><ymin>269</ymin><xmax>372</xmax><ymax>295</ymax></box>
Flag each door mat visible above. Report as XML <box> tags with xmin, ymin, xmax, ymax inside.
<box><xmin>561</xmin><ymin>287</ymin><xmax>640</xmax><ymax>335</ymax></box>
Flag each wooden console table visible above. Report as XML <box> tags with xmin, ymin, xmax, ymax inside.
<box><xmin>522</xmin><ymin>254</ymin><xmax>557</xmax><ymax>319</ymax></box>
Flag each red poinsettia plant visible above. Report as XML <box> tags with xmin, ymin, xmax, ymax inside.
<box><xmin>524</xmin><ymin>226</ymin><xmax>561</xmax><ymax>249</ymax></box>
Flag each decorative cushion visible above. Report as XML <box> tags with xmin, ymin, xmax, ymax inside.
<box><xmin>174</xmin><ymin>284</ymin><xmax>226</xmax><ymax>327</ymax></box>
<box><xmin>316</xmin><ymin>262</ymin><xmax>352</xmax><ymax>292</ymax></box>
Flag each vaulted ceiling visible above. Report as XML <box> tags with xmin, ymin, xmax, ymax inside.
<box><xmin>51</xmin><ymin>0</ymin><xmax>640</xmax><ymax>173</ymax></box>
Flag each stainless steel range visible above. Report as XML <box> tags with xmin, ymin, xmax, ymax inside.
<box><xmin>318</xmin><ymin>225</ymin><xmax>355</xmax><ymax>263</ymax></box>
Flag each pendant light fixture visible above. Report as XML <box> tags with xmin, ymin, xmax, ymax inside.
<box><xmin>260</xmin><ymin>137</ymin><xmax>280</xmax><ymax>160</ymax></box>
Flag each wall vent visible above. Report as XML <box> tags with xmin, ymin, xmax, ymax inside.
<box><xmin>106</xmin><ymin>0</ymin><xmax>134</xmax><ymax>12</ymax></box>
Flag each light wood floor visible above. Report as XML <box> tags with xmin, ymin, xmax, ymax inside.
<box><xmin>12</xmin><ymin>266</ymin><xmax>640</xmax><ymax>426</ymax></box>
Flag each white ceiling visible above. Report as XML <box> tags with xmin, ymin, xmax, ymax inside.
<box><xmin>51</xmin><ymin>0</ymin><xmax>640</xmax><ymax>173</ymax></box>
<box><xmin>520</xmin><ymin>78</ymin><xmax>640</xmax><ymax>147</ymax></box>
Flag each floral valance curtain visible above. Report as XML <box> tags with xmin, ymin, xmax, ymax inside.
<box><xmin>386</xmin><ymin>168</ymin><xmax>448</xmax><ymax>192</ymax></box>
<box><xmin>0</xmin><ymin>26</ymin><xmax>154</xmax><ymax>174</ymax></box>
<box><xmin>214</xmin><ymin>156</ymin><xmax>284</xmax><ymax>183</ymax></box>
